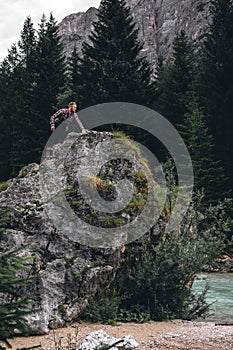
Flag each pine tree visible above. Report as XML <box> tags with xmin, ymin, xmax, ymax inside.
<box><xmin>34</xmin><ymin>14</ymin><xmax>66</xmax><ymax>153</ymax></box>
<box><xmin>196</xmin><ymin>0</ymin><xmax>233</xmax><ymax>194</ymax></box>
<box><xmin>0</xmin><ymin>59</ymin><xmax>13</xmax><ymax>180</ymax></box>
<box><xmin>181</xmin><ymin>98</ymin><xmax>229</xmax><ymax>205</ymax></box>
<box><xmin>12</xmin><ymin>17</ymin><xmax>38</xmax><ymax>169</ymax></box>
<box><xmin>75</xmin><ymin>0</ymin><xmax>155</xmax><ymax>109</ymax></box>
<box><xmin>57</xmin><ymin>45</ymin><xmax>80</xmax><ymax>106</ymax></box>
<box><xmin>67</xmin><ymin>45</ymin><xmax>80</xmax><ymax>99</ymax></box>
<box><xmin>0</xmin><ymin>18</ymin><xmax>38</xmax><ymax>179</ymax></box>
<box><xmin>17</xmin><ymin>16</ymin><xmax>37</xmax><ymax>124</ymax></box>
<box><xmin>35</xmin><ymin>14</ymin><xmax>66</xmax><ymax>114</ymax></box>
<box><xmin>0</xmin><ymin>45</ymin><xmax>23</xmax><ymax>179</ymax></box>
<box><xmin>0</xmin><ymin>211</ymin><xmax>33</xmax><ymax>349</ymax></box>
<box><xmin>156</xmin><ymin>30</ymin><xmax>195</xmax><ymax>130</ymax></box>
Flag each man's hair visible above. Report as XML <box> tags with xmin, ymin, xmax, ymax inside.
<box><xmin>68</xmin><ymin>101</ymin><xmax>77</xmax><ymax>107</ymax></box>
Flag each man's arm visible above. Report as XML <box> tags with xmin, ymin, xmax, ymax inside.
<box><xmin>74</xmin><ymin>113</ymin><xmax>88</xmax><ymax>133</ymax></box>
<box><xmin>50</xmin><ymin>109</ymin><xmax>66</xmax><ymax>131</ymax></box>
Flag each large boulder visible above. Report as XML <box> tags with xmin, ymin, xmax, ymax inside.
<box><xmin>0</xmin><ymin>131</ymin><xmax>156</xmax><ymax>334</ymax></box>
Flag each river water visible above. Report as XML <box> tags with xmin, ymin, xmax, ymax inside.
<box><xmin>192</xmin><ymin>273</ymin><xmax>233</xmax><ymax>322</ymax></box>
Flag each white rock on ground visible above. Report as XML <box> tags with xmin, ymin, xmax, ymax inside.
<box><xmin>78</xmin><ymin>329</ymin><xmax>139</xmax><ymax>350</ymax></box>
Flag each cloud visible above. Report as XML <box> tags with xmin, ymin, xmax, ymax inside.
<box><xmin>0</xmin><ymin>0</ymin><xmax>100</xmax><ymax>61</ymax></box>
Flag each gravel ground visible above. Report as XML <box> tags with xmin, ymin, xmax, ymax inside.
<box><xmin>6</xmin><ymin>320</ymin><xmax>233</xmax><ymax>350</ymax></box>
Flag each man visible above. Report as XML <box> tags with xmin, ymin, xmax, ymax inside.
<box><xmin>50</xmin><ymin>101</ymin><xmax>87</xmax><ymax>133</ymax></box>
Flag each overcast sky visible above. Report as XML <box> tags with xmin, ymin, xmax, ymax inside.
<box><xmin>0</xmin><ymin>0</ymin><xmax>101</xmax><ymax>61</ymax></box>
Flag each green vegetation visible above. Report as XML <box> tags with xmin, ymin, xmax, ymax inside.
<box><xmin>0</xmin><ymin>182</ymin><xmax>9</xmax><ymax>192</ymax></box>
<box><xmin>155</xmin><ymin>1</ymin><xmax>233</xmax><ymax>202</ymax></box>
<box><xmin>82</xmin><ymin>191</ymin><xmax>230</xmax><ymax>324</ymax></box>
<box><xmin>155</xmin><ymin>30</ymin><xmax>194</xmax><ymax>130</ymax></box>
<box><xmin>180</xmin><ymin>98</ymin><xmax>229</xmax><ymax>205</ymax></box>
<box><xmin>195</xmin><ymin>0</ymin><xmax>233</xmax><ymax>195</ymax></box>
<box><xmin>112</xmin><ymin>130</ymin><xmax>130</xmax><ymax>140</ymax></box>
<box><xmin>17</xmin><ymin>165</ymin><xmax>28</xmax><ymax>178</ymax></box>
<box><xmin>0</xmin><ymin>211</ymin><xmax>34</xmax><ymax>349</ymax></box>
<box><xmin>38</xmin><ymin>327</ymin><xmax>79</xmax><ymax>350</ymax></box>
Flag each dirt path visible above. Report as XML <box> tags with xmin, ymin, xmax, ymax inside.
<box><xmin>6</xmin><ymin>320</ymin><xmax>233</xmax><ymax>350</ymax></box>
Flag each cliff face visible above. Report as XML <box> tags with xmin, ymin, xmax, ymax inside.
<box><xmin>58</xmin><ymin>7</ymin><xmax>97</xmax><ymax>57</ymax></box>
<box><xmin>58</xmin><ymin>0</ymin><xmax>210</xmax><ymax>66</ymax></box>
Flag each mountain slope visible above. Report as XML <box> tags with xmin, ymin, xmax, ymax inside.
<box><xmin>58</xmin><ymin>0</ymin><xmax>210</xmax><ymax>66</ymax></box>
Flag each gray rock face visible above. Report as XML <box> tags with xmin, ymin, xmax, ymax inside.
<box><xmin>78</xmin><ymin>330</ymin><xmax>139</xmax><ymax>350</ymax></box>
<box><xmin>58</xmin><ymin>0</ymin><xmax>210</xmax><ymax>66</ymax></box>
<box><xmin>59</xmin><ymin>7</ymin><xmax>97</xmax><ymax>57</ymax></box>
<box><xmin>0</xmin><ymin>132</ymin><xmax>129</xmax><ymax>334</ymax></box>
<box><xmin>0</xmin><ymin>130</ymin><xmax>161</xmax><ymax>334</ymax></box>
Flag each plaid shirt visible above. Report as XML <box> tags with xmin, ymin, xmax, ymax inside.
<box><xmin>50</xmin><ymin>109</ymin><xmax>85</xmax><ymax>130</ymax></box>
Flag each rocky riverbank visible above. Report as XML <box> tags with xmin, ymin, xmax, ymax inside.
<box><xmin>203</xmin><ymin>252</ymin><xmax>233</xmax><ymax>273</ymax></box>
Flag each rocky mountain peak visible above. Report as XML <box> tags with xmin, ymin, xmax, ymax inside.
<box><xmin>58</xmin><ymin>0</ymin><xmax>210</xmax><ymax>66</ymax></box>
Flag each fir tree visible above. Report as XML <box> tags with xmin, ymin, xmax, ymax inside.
<box><xmin>0</xmin><ymin>59</ymin><xmax>13</xmax><ymax>180</ymax></box>
<box><xmin>35</xmin><ymin>13</ymin><xmax>66</xmax><ymax>115</ymax></box>
<box><xmin>57</xmin><ymin>45</ymin><xmax>80</xmax><ymax>106</ymax></box>
<box><xmin>196</xmin><ymin>0</ymin><xmax>233</xmax><ymax>194</ymax></box>
<box><xmin>12</xmin><ymin>17</ymin><xmax>38</xmax><ymax>169</ymax></box>
<box><xmin>34</xmin><ymin>14</ymin><xmax>66</xmax><ymax>152</ymax></box>
<box><xmin>0</xmin><ymin>45</ymin><xmax>23</xmax><ymax>179</ymax></box>
<box><xmin>75</xmin><ymin>0</ymin><xmax>155</xmax><ymax>109</ymax></box>
<box><xmin>67</xmin><ymin>45</ymin><xmax>80</xmax><ymax>101</ymax></box>
<box><xmin>156</xmin><ymin>30</ymin><xmax>195</xmax><ymax>130</ymax></box>
<box><xmin>181</xmin><ymin>98</ymin><xmax>229</xmax><ymax>205</ymax></box>
<box><xmin>0</xmin><ymin>18</ymin><xmax>38</xmax><ymax>179</ymax></box>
